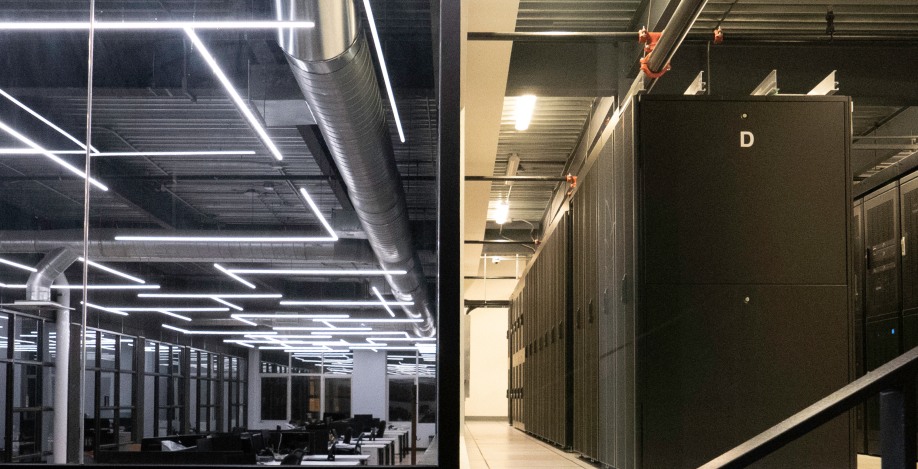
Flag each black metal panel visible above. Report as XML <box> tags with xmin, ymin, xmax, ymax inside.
<box><xmin>640</xmin><ymin>99</ymin><xmax>848</xmax><ymax>287</ymax></box>
<box><xmin>854</xmin><ymin>200</ymin><xmax>867</xmax><ymax>454</ymax></box>
<box><xmin>901</xmin><ymin>177</ymin><xmax>918</xmax><ymax>313</ymax></box>
<box><xmin>637</xmin><ymin>96</ymin><xmax>851</xmax><ymax>469</ymax></box>
<box><xmin>866</xmin><ymin>317</ymin><xmax>902</xmax><ymax>454</ymax></box>
<box><xmin>640</xmin><ymin>284</ymin><xmax>850</xmax><ymax>469</ymax></box>
<box><xmin>864</xmin><ymin>183</ymin><xmax>901</xmax><ymax>322</ymax></box>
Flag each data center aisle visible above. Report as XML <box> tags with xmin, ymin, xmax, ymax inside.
<box><xmin>464</xmin><ymin>421</ymin><xmax>599</xmax><ymax>469</ymax></box>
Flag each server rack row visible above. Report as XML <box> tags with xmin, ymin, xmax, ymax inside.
<box><xmin>508</xmin><ymin>213</ymin><xmax>572</xmax><ymax>448</ymax></box>
<box><xmin>508</xmin><ymin>95</ymin><xmax>853</xmax><ymax>468</ymax></box>
<box><xmin>854</xmin><ymin>172</ymin><xmax>918</xmax><ymax>456</ymax></box>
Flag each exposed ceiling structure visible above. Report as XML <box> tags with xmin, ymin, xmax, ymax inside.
<box><xmin>464</xmin><ymin>0</ymin><xmax>918</xmax><ymax>303</ymax></box>
<box><xmin>0</xmin><ymin>0</ymin><xmax>440</xmax><ymax>355</ymax></box>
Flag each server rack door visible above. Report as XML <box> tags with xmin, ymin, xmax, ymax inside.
<box><xmin>899</xmin><ymin>176</ymin><xmax>918</xmax><ymax>319</ymax></box>
<box><xmin>864</xmin><ymin>182</ymin><xmax>901</xmax><ymax>455</ymax></box>
<box><xmin>572</xmin><ymin>174</ymin><xmax>586</xmax><ymax>455</ymax></box>
<box><xmin>637</xmin><ymin>97</ymin><xmax>850</xmax><ymax>469</ymax></box>
<box><xmin>853</xmin><ymin>200</ymin><xmax>866</xmax><ymax>454</ymax></box>
<box><xmin>864</xmin><ymin>182</ymin><xmax>901</xmax><ymax>322</ymax></box>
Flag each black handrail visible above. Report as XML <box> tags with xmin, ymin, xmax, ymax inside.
<box><xmin>699</xmin><ymin>345</ymin><xmax>918</xmax><ymax>469</ymax></box>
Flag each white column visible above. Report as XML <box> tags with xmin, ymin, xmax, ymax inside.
<box><xmin>52</xmin><ymin>274</ymin><xmax>69</xmax><ymax>464</ymax></box>
<box><xmin>247</xmin><ymin>348</ymin><xmax>260</xmax><ymax>427</ymax></box>
<box><xmin>351</xmin><ymin>350</ymin><xmax>387</xmax><ymax>418</ymax></box>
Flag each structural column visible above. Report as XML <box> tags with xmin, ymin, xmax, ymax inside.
<box><xmin>52</xmin><ymin>274</ymin><xmax>69</xmax><ymax>464</ymax></box>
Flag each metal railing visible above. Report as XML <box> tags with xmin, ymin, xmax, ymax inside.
<box><xmin>699</xmin><ymin>345</ymin><xmax>918</xmax><ymax>469</ymax></box>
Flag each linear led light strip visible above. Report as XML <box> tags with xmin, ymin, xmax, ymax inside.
<box><xmin>0</xmin><ymin>257</ymin><xmax>36</xmax><ymax>272</ymax></box>
<box><xmin>0</xmin><ymin>21</ymin><xmax>315</xmax><ymax>30</ymax></box>
<box><xmin>78</xmin><ymin>257</ymin><xmax>144</xmax><ymax>283</ymax></box>
<box><xmin>0</xmin><ymin>149</ymin><xmax>257</xmax><ymax>156</ymax></box>
<box><xmin>163</xmin><ymin>324</ymin><xmax>278</xmax><ymax>335</ymax></box>
<box><xmin>297</xmin><ymin>188</ymin><xmax>338</xmax><ymax>240</ymax></box>
<box><xmin>235</xmin><ymin>269</ymin><xmax>406</xmax><ymax>275</ymax></box>
<box><xmin>139</xmin><ymin>293</ymin><xmax>282</xmax><ymax>299</ymax></box>
<box><xmin>0</xmin><ymin>119</ymin><xmax>108</xmax><ymax>191</ymax></box>
<box><xmin>0</xmin><ymin>282</ymin><xmax>160</xmax><ymax>290</ymax></box>
<box><xmin>371</xmin><ymin>286</ymin><xmax>396</xmax><ymax>317</ymax></box>
<box><xmin>273</xmin><ymin>327</ymin><xmax>370</xmax><ymax>331</ymax></box>
<box><xmin>362</xmin><ymin>0</ymin><xmax>405</xmax><ymax>143</ymax></box>
<box><xmin>211</xmin><ymin>297</ymin><xmax>243</xmax><ymax>311</ymax></box>
<box><xmin>214</xmin><ymin>263</ymin><xmax>256</xmax><ymax>289</ymax></box>
<box><xmin>233</xmin><ymin>313</ymin><xmax>349</xmax><ymax>327</ymax></box>
<box><xmin>185</xmin><ymin>28</ymin><xmax>284</xmax><ymax>164</ymax></box>
<box><xmin>0</xmin><ymin>88</ymin><xmax>99</xmax><ymax>152</ymax></box>
<box><xmin>279</xmin><ymin>299</ymin><xmax>413</xmax><ymax>306</ymax></box>
<box><xmin>309</xmin><ymin>331</ymin><xmax>409</xmax><ymax>337</ymax></box>
<box><xmin>312</xmin><ymin>318</ymin><xmax>422</xmax><ymax>323</ymax></box>
<box><xmin>82</xmin><ymin>302</ymin><xmax>128</xmax><ymax>317</ymax></box>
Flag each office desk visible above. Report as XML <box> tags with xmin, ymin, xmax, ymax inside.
<box><xmin>258</xmin><ymin>459</ymin><xmax>360</xmax><ymax>466</ymax></box>
<box><xmin>303</xmin><ymin>454</ymin><xmax>369</xmax><ymax>466</ymax></box>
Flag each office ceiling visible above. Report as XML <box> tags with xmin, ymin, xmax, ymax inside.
<box><xmin>0</xmin><ymin>0</ymin><xmax>440</xmax><ymax>346</ymax></box>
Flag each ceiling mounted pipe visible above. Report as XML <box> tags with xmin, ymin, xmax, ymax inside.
<box><xmin>0</xmin><ymin>229</ymin><xmax>377</xmax><ymax>264</ymax></box>
<box><xmin>275</xmin><ymin>0</ymin><xmax>435</xmax><ymax>337</ymax></box>
<box><xmin>644</xmin><ymin>0</ymin><xmax>710</xmax><ymax>76</ymax></box>
<box><xmin>26</xmin><ymin>246</ymin><xmax>78</xmax><ymax>302</ymax></box>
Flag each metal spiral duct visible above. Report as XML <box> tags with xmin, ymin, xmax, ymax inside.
<box><xmin>276</xmin><ymin>0</ymin><xmax>435</xmax><ymax>336</ymax></box>
<box><xmin>0</xmin><ymin>229</ymin><xmax>375</xmax><ymax>264</ymax></box>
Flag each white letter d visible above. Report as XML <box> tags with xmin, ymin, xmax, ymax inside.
<box><xmin>741</xmin><ymin>131</ymin><xmax>754</xmax><ymax>148</ymax></box>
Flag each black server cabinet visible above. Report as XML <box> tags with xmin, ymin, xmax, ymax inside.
<box><xmin>568</xmin><ymin>95</ymin><xmax>852</xmax><ymax>469</ymax></box>
<box><xmin>507</xmin><ymin>213</ymin><xmax>572</xmax><ymax>447</ymax></box>
<box><xmin>853</xmin><ymin>199</ymin><xmax>866</xmax><ymax>454</ymax></box>
<box><xmin>863</xmin><ymin>182</ymin><xmax>901</xmax><ymax>455</ymax></box>
<box><xmin>511</xmin><ymin>95</ymin><xmax>851</xmax><ymax>468</ymax></box>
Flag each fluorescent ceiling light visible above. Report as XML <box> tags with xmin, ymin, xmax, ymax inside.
<box><xmin>270</xmin><ymin>333</ymin><xmax>383</xmax><ymax>339</ymax></box>
<box><xmin>494</xmin><ymin>201</ymin><xmax>509</xmax><ymax>225</ymax></box>
<box><xmin>298</xmin><ymin>188</ymin><xmax>338</xmax><ymax>240</ymax></box>
<box><xmin>371</xmin><ymin>286</ymin><xmax>396</xmax><ymax>317</ymax></box>
<box><xmin>139</xmin><ymin>293</ymin><xmax>281</xmax><ymax>299</ymax></box>
<box><xmin>0</xmin><ymin>283</ymin><xmax>160</xmax><ymax>290</ymax></box>
<box><xmin>89</xmin><ymin>150</ymin><xmax>257</xmax><ymax>157</ymax></box>
<box><xmin>0</xmin><ymin>119</ymin><xmax>108</xmax><ymax>191</ymax></box>
<box><xmin>214</xmin><ymin>263</ymin><xmax>256</xmax><ymax>289</ymax></box>
<box><xmin>309</xmin><ymin>331</ymin><xmax>408</xmax><ymax>336</ymax></box>
<box><xmin>82</xmin><ymin>302</ymin><xmax>129</xmax><ymax>317</ymax></box>
<box><xmin>157</xmin><ymin>310</ymin><xmax>193</xmax><ymax>322</ymax></box>
<box><xmin>226</xmin><ymin>341</ymin><xmax>254</xmax><ymax>348</ymax></box>
<box><xmin>231</xmin><ymin>315</ymin><xmax>258</xmax><ymax>326</ymax></box>
<box><xmin>78</xmin><ymin>257</ymin><xmax>145</xmax><ymax>284</ymax></box>
<box><xmin>163</xmin><ymin>324</ymin><xmax>277</xmax><ymax>335</ymax></box>
<box><xmin>185</xmin><ymin>29</ymin><xmax>283</xmax><ymax>161</ymax></box>
<box><xmin>231</xmin><ymin>269</ymin><xmax>406</xmax><ymax>276</ymax></box>
<box><xmin>514</xmin><ymin>95</ymin><xmax>537</xmax><ymax>131</ymax></box>
<box><xmin>361</xmin><ymin>0</ymin><xmax>405</xmax><ymax>143</ymax></box>
<box><xmin>211</xmin><ymin>297</ymin><xmax>243</xmax><ymax>311</ymax></box>
<box><xmin>273</xmin><ymin>327</ymin><xmax>370</xmax><ymax>331</ymax></box>
<box><xmin>116</xmin><ymin>235</ymin><xmax>334</xmax><ymax>242</ymax></box>
<box><xmin>0</xmin><ymin>88</ymin><xmax>98</xmax><ymax>152</ymax></box>
<box><xmin>235</xmin><ymin>313</ymin><xmax>349</xmax><ymax>319</ymax></box>
<box><xmin>112</xmin><ymin>307</ymin><xmax>229</xmax><ymax>312</ymax></box>
<box><xmin>0</xmin><ymin>149</ymin><xmax>257</xmax><ymax>156</ymax></box>
<box><xmin>368</xmin><ymin>337</ymin><xmax>436</xmax><ymax>341</ymax></box>
<box><xmin>0</xmin><ymin>21</ymin><xmax>315</xmax><ymax>30</ymax></box>
<box><xmin>279</xmin><ymin>300</ymin><xmax>413</xmax><ymax>306</ymax></box>
<box><xmin>0</xmin><ymin>257</ymin><xmax>36</xmax><ymax>272</ymax></box>
<box><xmin>312</xmin><ymin>318</ymin><xmax>423</xmax><ymax>323</ymax></box>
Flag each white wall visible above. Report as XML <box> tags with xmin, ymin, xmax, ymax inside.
<box><xmin>464</xmin><ymin>307</ymin><xmax>508</xmax><ymax>417</ymax></box>
<box><xmin>351</xmin><ymin>350</ymin><xmax>387</xmax><ymax>418</ymax></box>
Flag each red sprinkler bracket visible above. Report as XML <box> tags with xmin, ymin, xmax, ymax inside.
<box><xmin>638</xmin><ymin>28</ymin><xmax>671</xmax><ymax>78</ymax></box>
<box><xmin>566</xmin><ymin>174</ymin><xmax>577</xmax><ymax>196</ymax></box>
<box><xmin>713</xmin><ymin>28</ymin><xmax>724</xmax><ymax>44</ymax></box>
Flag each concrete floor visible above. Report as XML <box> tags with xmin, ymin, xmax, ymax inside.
<box><xmin>459</xmin><ymin>420</ymin><xmax>896</xmax><ymax>469</ymax></box>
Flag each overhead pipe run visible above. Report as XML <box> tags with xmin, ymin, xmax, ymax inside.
<box><xmin>276</xmin><ymin>0</ymin><xmax>434</xmax><ymax>337</ymax></box>
<box><xmin>0</xmin><ymin>229</ymin><xmax>377</xmax><ymax>264</ymax></box>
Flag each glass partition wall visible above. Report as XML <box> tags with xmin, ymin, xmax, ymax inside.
<box><xmin>0</xmin><ymin>0</ymin><xmax>444</xmax><ymax>465</ymax></box>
